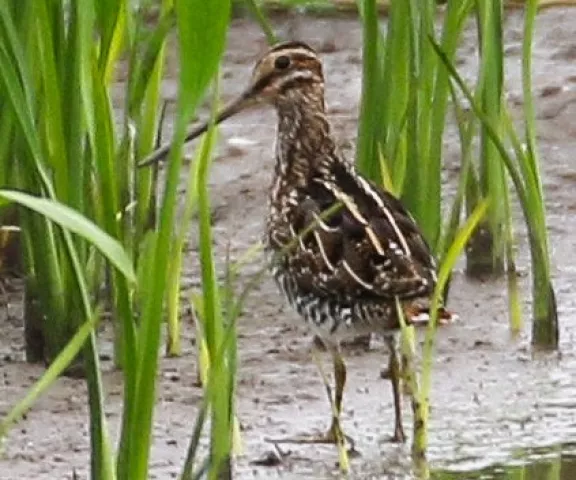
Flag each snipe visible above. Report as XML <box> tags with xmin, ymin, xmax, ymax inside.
<box><xmin>140</xmin><ymin>41</ymin><xmax>455</xmax><ymax>470</ymax></box>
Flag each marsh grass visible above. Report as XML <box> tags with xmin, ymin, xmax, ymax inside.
<box><xmin>464</xmin><ymin>0</ymin><xmax>508</xmax><ymax>278</ymax></box>
<box><xmin>355</xmin><ymin>0</ymin><xmax>559</xmax><ymax>471</ymax></box>
<box><xmin>429</xmin><ymin>0</ymin><xmax>558</xmax><ymax>348</ymax></box>
<box><xmin>0</xmin><ymin>0</ymin><xmax>250</xmax><ymax>478</ymax></box>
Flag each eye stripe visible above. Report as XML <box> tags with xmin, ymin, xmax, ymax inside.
<box><xmin>286</xmin><ymin>51</ymin><xmax>318</xmax><ymax>62</ymax></box>
<box><xmin>269</xmin><ymin>41</ymin><xmax>315</xmax><ymax>54</ymax></box>
<box><xmin>254</xmin><ymin>46</ymin><xmax>317</xmax><ymax>72</ymax></box>
<box><xmin>253</xmin><ymin>69</ymin><xmax>321</xmax><ymax>96</ymax></box>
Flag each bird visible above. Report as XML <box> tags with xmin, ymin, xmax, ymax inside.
<box><xmin>140</xmin><ymin>40</ymin><xmax>455</xmax><ymax>470</ymax></box>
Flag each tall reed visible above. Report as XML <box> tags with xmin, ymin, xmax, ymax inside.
<box><xmin>355</xmin><ymin>0</ymin><xmax>559</xmax><ymax>470</ymax></box>
<box><xmin>431</xmin><ymin>0</ymin><xmax>558</xmax><ymax>348</ymax></box>
<box><xmin>464</xmin><ymin>0</ymin><xmax>508</xmax><ymax>277</ymax></box>
<box><xmin>0</xmin><ymin>0</ymin><xmax>247</xmax><ymax>478</ymax></box>
<box><xmin>357</xmin><ymin>0</ymin><xmax>474</xmax><ymax>258</ymax></box>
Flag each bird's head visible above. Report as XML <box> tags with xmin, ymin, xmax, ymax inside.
<box><xmin>212</xmin><ymin>41</ymin><xmax>324</xmax><ymax>120</ymax></box>
<box><xmin>138</xmin><ymin>41</ymin><xmax>324</xmax><ymax>168</ymax></box>
<box><xmin>247</xmin><ymin>41</ymin><xmax>324</xmax><ymax>104</ymax></box>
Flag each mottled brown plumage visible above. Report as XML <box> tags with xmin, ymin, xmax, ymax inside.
<box><xmin>259</xmin><ymin>44</ymin><xmax>445</xmax><ymax>350</ymax></box>
<box><xmin>140</xmin><ymin>40</ymin><xmax>455</xmax><ymax>467</ymax></box>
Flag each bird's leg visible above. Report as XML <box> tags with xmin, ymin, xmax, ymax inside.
<box><xmin>321</xmin><ymin>349</ymin><xmax>352</xmax><ymax>471</ymax></box>
<box><xmin>327</xmin><ymin>351</ymin><xmax>349</xmax><ymax>447</ymax></box>
<box><xmin>266</xmin><ymin>347</ymin><xmax>357</xmax><ymax>469</ymax></box>
<box><xmin>386</xmin><ymin>335</ymin><xmax>406</xmax><ymax>443</ymax></box>
<box><xmin>400</xmin><ymin>325</ymin><xmax>415</xmax><ymax>396</ymax></box>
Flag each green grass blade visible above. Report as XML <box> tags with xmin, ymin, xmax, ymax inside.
<box><xmin>242</xmin><ymin>0</ymin><xmax>277</xmax><ymax>44</ymax></box>
<box><xmin>165</xmin><ymin>110</ymin><xmax>210</xmax><ymax>355</ymax></box>
<box><xmin>127</xmin><ymin>11</ymin><xmax>174</xmax><ymax>118</ymax></box>
<box><xmin>0</xmin><ymin>33</ymin><xmax>51</xmax><ymax>191</ymax></box>
<box><xmin>0</xmin><ymin>313</ymin><xmax>96</xmax><ymax>437</ymax></box>
<box><xmin>473</xmin><ymin>0</ymin><xmax>507</xmax><ymax>273</ymax></box>
<box><xmin>384</xmin><ymin>0</ymin><xmax>411</xmax><ymax>195</ymax></box>
<box><xmin>522</xmin><ymin>0</ymin><xmax>545</xmax><ymax>206</ymax></box>
<box><xmin>437</xmin><ymin>83</ymin><xmax>476</xmax><ymax>265</ymax></box>
<box><xmin>194</xmin><ymin>107</ymin><xmax>221</xmax><ymax>364</ymax></box>
<box><xmin>0</xmin><ymin>190</ymin><xmax>136</xmax><ymax>283</ymax></box>
<box><xmin>423</xmin><ymin>0</ymin><xmax>474</xmax><ymax>247</ymax></box>
<box><xmin>180</xmin><ymin>397</ymin><xmax>209</xmax><ymax>479</ymax></box>
<box><xmin>121</xmin><ymin>0</ymin><xmax>231</xmax><ymax>477</ymax></box>
<box><xmin>34</xmin><ymin>0</ymin><xmax>68</xmax><ymax>195</ymax></box>
<box><xmin>356</xmin><ymin>0</ymin><xmax>384</xmax><ymax>183</ymax></box>
<box><xmin>131</xmin><ymin>8</ymin><xmax>173</xmax><ymax>245</ymax></box>
<box><xmin>95</xmin><ymin>0</ymin><xmax>127</xmax><ymax>84</ymax></box>
<box><xmin>522</xmin><ymin>0</ymin><xmax>557</xmax><ymax>347</ymax></box>
<box><xmin>416</xmin><ymin>199</ymin><xmax>489</xmax><ymax>460</ymax></box>
<box><xmin>84</xmin><ymin>330</ymin><xmax>117</xmax><ymax>480</ymax></box>
<box><xmin>193</xmin><ymin>89</ymin><xmax>233</xmax><ymax>479</ymax></box>
<box><xmin>429</xmin><ymin>37</ymin><xmax>530</xmax><ymax>212</ymax></box>
<box><xmin>0</xmin><ymin>2</ymin><xmax>36</xmax><ymax>122</ymax></box>
<box><xmin>90</xmin><ymin>59</ymin><xmax>120</xmax><ymax>237</ymax></box>
<box><xmin>432</xmin><ymin>23</ymin><xmax>557</xmax><ymax>346</ymax></box>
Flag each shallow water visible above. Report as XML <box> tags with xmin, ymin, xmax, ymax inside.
<box><xmin>432</xmin><ymin>443</ymin><xmax>576</xmax><ymax>479</ymax></box>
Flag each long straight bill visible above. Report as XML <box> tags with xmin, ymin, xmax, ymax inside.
<box><xmin>138</xmin><ymin>90</ymin><xmax>256</xmax><ymax>168</ymax></box>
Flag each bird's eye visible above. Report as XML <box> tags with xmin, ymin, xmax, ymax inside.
<box><xmin>274</xmin><ymin>55</ymin><xmax>291</xmax><ymax>70</ymax></box>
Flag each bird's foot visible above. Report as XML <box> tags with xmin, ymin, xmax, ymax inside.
<box><xmin>265</xmin><ymin>421</ymin><xmax>360</xmax><ymax>457</ymax></box>
<box><xmin>387</xmin><ymin>424</ymin><xmax>406</xmax><ymax>443</ymax></box>
<box><xmin>266</xmin><ymin>422</ymin><xmax>359</xmax><ymax>473</ymax></box>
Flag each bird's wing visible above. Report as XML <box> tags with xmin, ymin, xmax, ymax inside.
<box><xmin>278</xmin><ymin>161</ymin><xmax>437</xmax><ymax>301</ymax></box>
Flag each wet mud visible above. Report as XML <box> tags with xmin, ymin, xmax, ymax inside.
<box><xmin>1</xmin><ymin>7</ymin><xmax>576</xmax><ymax>480</ymax></box>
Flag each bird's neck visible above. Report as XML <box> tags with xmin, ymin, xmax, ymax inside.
<box><xmin>273</xmin><ymin>89</ymin><xmax>337</xmax><ymax>188</ymax></box>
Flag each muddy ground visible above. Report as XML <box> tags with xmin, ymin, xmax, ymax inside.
<box><xmin>2</xmin><ymin>7</ymin><xmax>576</xmax><ymax>480</ymax></box>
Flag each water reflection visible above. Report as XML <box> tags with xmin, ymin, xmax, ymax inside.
<box><xmin>432</xmin><ymin>444</ymin><xmax>576</xmax><ymax>479</ymax></box>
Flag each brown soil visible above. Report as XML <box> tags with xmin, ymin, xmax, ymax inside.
<box><xmin>2</xmin><ymin>8</ymin><xmax>576</xmax><ymax>480</ymax></box>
